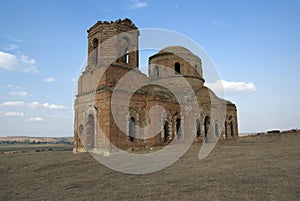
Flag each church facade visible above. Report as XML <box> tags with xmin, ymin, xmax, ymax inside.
<box><xmin>73</xmin><ymin>19</ymin><xmax>238</xmax><ymax>153</ymax></box>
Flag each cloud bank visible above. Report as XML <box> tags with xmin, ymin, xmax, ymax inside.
<box><xmin>0</xmin><ymin>101</ymin><xmax>25</xmax><ymax>107</ymax></box>
<box><xmin>5</xmin><ymin>112</ymin><xmax>24</xmax><ymax>117</ymax></box>
<box><xmin>0</xmin><ymin>51</ymin><xmax>39</xmax><ymax>74</ymax></box>
<box><xmin>205</xmin><ymin>80</ymin><xmax>256</xmax><ymax>97</ymax></box>
<box><xmin>9</xmin><ymin>91</ymin><xmax>31</xmax><ymax>97</ymax></box>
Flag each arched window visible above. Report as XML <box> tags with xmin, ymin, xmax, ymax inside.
<box><xmin>215</xmin><ymin>123</ymin><xmax>219</xmax><ymax>137</ymax></box>
<box><xmin>92</xmin><ymin>38</ymin><xmax>99</xmax><ymax>67</ymax></box>
<box><xmin>79</xmin><ymin>124</ymin><xmax>84</xmax><ymax>136</ymax></box>
<box><xmin>129</xmin><ymin>117</ymin><xmax>135</xmax><ymax>141</ymax></box>
<box><xmin>176</xmin><ymin>118</ymin><xmax>181</xmax><ymax>138</ymax></box>
<box><xmin>163</xmin><ymin>120</ymin><xmax>169</xmax><ymax>143</ymax></box>
<box><xmin>86</xmin><ymin>114</ymin><xmax>94</xmax><ymax>150</ymax></box>
<box><xmin>124</xmin><ymin>48</ymin><xmax>129</xmax><ymax>64</ymax></box>
<box><xmin>175</xmin><ymin>62</ymin><xmax>180</xmax><ymax>75</ymax></box>
<box><xmin>196</xmin><ymin>119</ymin><xmax>200</xmax><ymax>137</ymax></box>
<box><xmin>225</xmin><ymin>121</ymin><xmax>228</xmax><ymax>139</ymax></box>
<box><xmin>230</xmin><ymin>122</ymin><xmax>234</xmax><ymax>136</ymax></box>
<box><xmin>155</xmin><ymin>65</ymin><xmax>159</xmax><ymax>77</ymax></box>
<box><xmin>204</xmin><ymin>116</ymin><xmax>210</xmax><ymax>137</ymax></box>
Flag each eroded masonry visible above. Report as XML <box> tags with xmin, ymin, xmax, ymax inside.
<box><xmin>74</xmin><ymin>19</ymin><xmax>238</xmax><ymax>153</ymax></box>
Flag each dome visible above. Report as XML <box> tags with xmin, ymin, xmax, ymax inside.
<box><xmin>158</xmin><ymin>46</ymin><xmax>194</xmax><ymax>54</ymax></box>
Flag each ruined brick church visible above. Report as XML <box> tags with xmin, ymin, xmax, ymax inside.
<box><xmin>73</xmin><ymin>19</ymin><xmax>238</xmax><ymax>153</ymax></box>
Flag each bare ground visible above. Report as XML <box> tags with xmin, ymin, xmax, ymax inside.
<box><xmin>0</xmin><ymin>136</ymin><xmax>299</xmax><ymax>201</ymax></box>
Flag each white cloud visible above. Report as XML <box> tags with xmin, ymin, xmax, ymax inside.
<box><xmin>4</xmin><ymin>44</ymin><xmax>19</xmax><ymax>51</ymax></box>
<box><xmin>205</xmin><ymin>80</ymin><xmax>256</xmax><ymax>97</ymax></box>
<box><xmin>20</xmin><ymin>55</ymin><xmax>36</xmax><ymax>65</ymax></box>
<box><xmin>9</xmin><ymin>91</ymin><xmax>31</xmax><ymax>97</ymax></box>
<box><xmin>42</xmin><ymin>102</ymin><xmax>67</xmax><ymax>110</ymax></box>
<box><xmin>130</xmin><ymin>0</ymin><xmax>147</xmax><ymax>9</ymax></box>
<box><xmin>5</xmin><ymin>112</ymin><xmax>24</xmax><ymax>117</ymax></box>
<box><xmin>28</xmin><ymin>101</ymin><xmax>41</xmax><ymax>108</ymax></box>
<box><xmin>29</xmin><ymin>117</ymin><xmax>44</xmax><ymax>122</ymax></box>
<box><xmin>0</xmin><ymin>51</ymin><xmax>39</xmax><ymax>74</ymax></box>
<box><xmin>28</xmin><ymin>101</ymin><xmax>67</xmax><ymax>110</ymax></box>
<box><xmin>1</xmin><ymin>101</ymin><xmax>24</xmax><ymax>107</ymax></box>
<box><xmin>44</xmin><ymin>77</ymin><xmax>55</xmax><ymax>82</ymax></box>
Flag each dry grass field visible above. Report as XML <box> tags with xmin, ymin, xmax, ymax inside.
<box><xmin>1</xmin><ymin>135</ymin><xmax>299</xmax><ymax>200</ymax></box>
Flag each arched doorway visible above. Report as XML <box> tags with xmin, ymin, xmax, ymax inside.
<box><xmin>86</xmin><ymin>114</ymin><xmax>94</xmax><ymax>150</ymax></box>
<box><xmin>163</xmin><ymin>120</ymin><xmax>169</xmax><ymax>143</ymax></box>
<box><xmin>175</xmin><ymin>62</ymin><xmax>180</xmax><ymax>74</ymax></box>
<box><xmin>176</xmin><ymin>118</ymin><xmax>181</xmax><ymax>138</ymax></box>
<box><xmin>204</xmin><ymin>116</ymin><xmax>210</xmax><ymax>137</ymax></box>
<box><xmin>196</xmin><ymin>119</ymin><xmax>200</xmax><ymax>137</ymax></box>
<box><xmin>129</xmin><ymin>117</ymin><xmax>135</xmax><ymax>141</ymax></box>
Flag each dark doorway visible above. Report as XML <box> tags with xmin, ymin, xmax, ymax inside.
<box><xmin>163</xmin><ymin>120</ymin><xmax>169</xmax><ymax>143</ymax></box>
<box><xmin>204</xmin><ymin>116</ymin><xmax>210</xmax><ymax>137</ymax></box>
<box><xmin>129</xmin><ymin>117</ymin><xmax>135</xmax><ymax>141</ymax></box>
<box><xmin>176</xmin><ymin>118</ymin><xmax>181</xmax><ymax>138</ymax></box>
<box><xmin>196</xmin><ymin>119</ymin><xmax>200</xmax><ymax>137</ymax></box>
<box><xmin>175</xmin><ymin>62</ymin><xmax>180</xmax><ymax>74</ymax></box>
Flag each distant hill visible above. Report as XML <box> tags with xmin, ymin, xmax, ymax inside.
<box><xmin>240</xmin><ymin>129</ymin><xmax>300</xmax><ymax>138</ymax></box>
<box><xmin>0</xmin><ymin>136</ymin><xmax>73</xmax><ymax>145</ymax></box>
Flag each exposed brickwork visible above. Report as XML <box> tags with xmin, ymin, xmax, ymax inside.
<box><xmin>73</xmin><ymin>19</ymin><xmax>238</xmax><ymax>153</ymax></box>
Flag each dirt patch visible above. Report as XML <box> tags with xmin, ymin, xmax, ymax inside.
<box><xmin>1</xmin><ymin>136</ymin><xmax>299</xmax><ymax>200</ymax></box>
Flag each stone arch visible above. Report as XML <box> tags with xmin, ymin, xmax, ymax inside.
<box><xmin>86</xmin><ymin>114</ymin><xmax>94</xmax><ymax>150</ymax></box>
<box><xmin>161</xmin><ymin>110</ymin><xmax>171</xmax><ymax>143</ymax></box>
<box><xmin>173</xmin><ymin>111</ymin><xmax>184</xmax><ymax>139</ymax></box>
<box><xmin>225</xmin><ymin>116</ymin><xmax>235</xmax><ymax>138</ymax></box>
<box><xmin>174</xmin><ymin>62</ymin><xmax>181</xmax><ymax>74</ymax></box>
<box><xmin>126</xmin><ymin>108</ymin><xmax>139</xmax><ymax>141</ymax></box>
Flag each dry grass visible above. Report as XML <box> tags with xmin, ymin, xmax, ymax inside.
<box><xmin>0</xmin><ymin>135</ymin><xmax>299</xmax><ymax>200</ymax></box>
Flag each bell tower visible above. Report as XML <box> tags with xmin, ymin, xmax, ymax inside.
<box><xmin>86</xmin><ymin>18</ymin><xmax>139</xmax><ymax>71</ymax></box>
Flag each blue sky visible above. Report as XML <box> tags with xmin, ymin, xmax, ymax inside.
<box><xmin>0</xmin><ymin>0</ymin><xmax>299</xmax><ymax>136</ymax></box>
